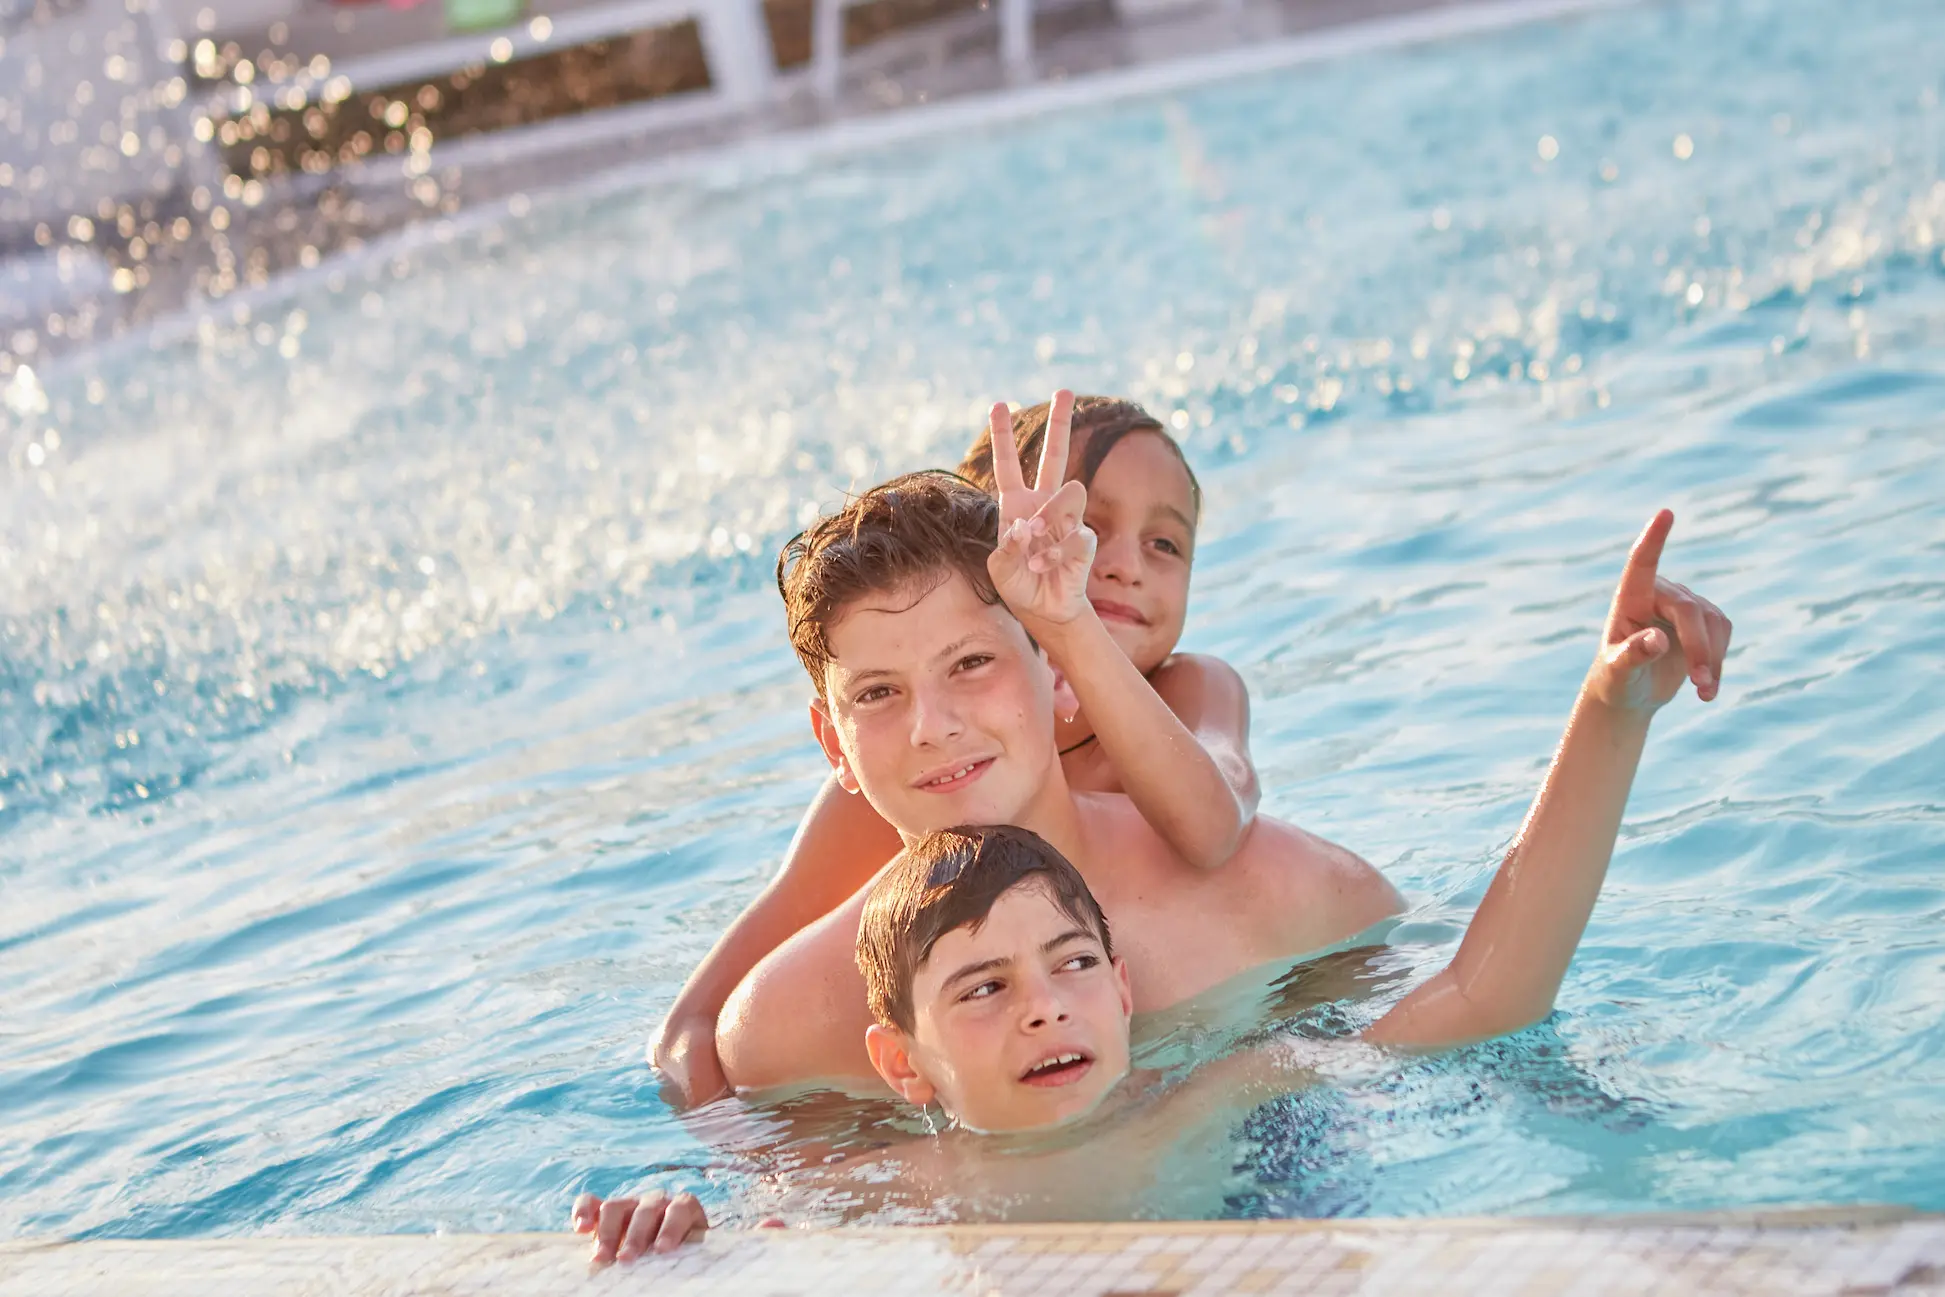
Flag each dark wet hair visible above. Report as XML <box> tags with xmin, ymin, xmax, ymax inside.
<box><xmin>956</xmin><ymin>395</ymin><xmax>1202</xmax><ymax>524</ymax></box>
<box><xmin>856</xmin><ymin>826</ymin><xmax>1112</xmax><ymax>1033</ymax></box>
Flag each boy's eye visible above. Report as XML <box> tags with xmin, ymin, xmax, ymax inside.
<box><xmin>960</xmin><ymin>979</ymin><xmax>1003</xmax><ymax>1001</ymax></box>
<box><xmin>953</xmin><ymin>653</ymin><xmax>995</xmax><ymax>674</ymax></box>
<box><xmin>855</xmin><ymin>684</ymin><xmax>895</xmax><ymax>705</ymax></box>
<box><xmin>1149</xmin><ymin>537</ymin><xmax>1184</xmax><ymax>557</ymax></box>
<box><xmin>1059</xmin><ymin>953</ymin><xmax>1101</xmax><ymax>973</ymax></box>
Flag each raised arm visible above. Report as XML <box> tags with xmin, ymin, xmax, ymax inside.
<box><xmin>1366</xmin><ymin>510</ymin><xmax>1731</xmax><ymax>1049</ymax></box>
<box><xmin>987</xmin><ymin>391</ymin><xmax>1252</xmax><ymax>870</ymax></box>
<box><xmin>1151</xmin><ymin>652</ymin><xmax>1261</xmax><ymax>818</ymax></box>
<box><xmin>649</xmin><ymin>767</ymin><xmax>904</xmax><ymax>1105</ymax></box>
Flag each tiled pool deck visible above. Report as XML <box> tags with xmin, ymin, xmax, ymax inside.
<box><xmin>5</xmin><ymin>1208</ymin><xmax>1943</xmax><ymax>1295</ymax></box>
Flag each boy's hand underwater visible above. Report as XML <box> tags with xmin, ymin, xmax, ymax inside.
<box><xmin>1585</xmin><ymin>509</ymin><xmax>1733</xmax><ymax>713</ymax></box>
<box><xmin>986</xmin><ymin>389</ymin><xmax>1098</xmax><ymax>629</ymax></box>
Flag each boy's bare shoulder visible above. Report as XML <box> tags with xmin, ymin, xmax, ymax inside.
<box><xmin>716</xmin><ymin>874</ymin><xmax>888</xmax><ymax>1093</ymax></box>
<box><xmin>1242</xmin><ymin>817</ymin><xmax>1405</xmax><ymax>935</ymax></box>
<box><xmin>1076</xmin><ymin>790</ymin><xmax>1401</xmax><ymax>945</ymax></box>
<box><xmin>1148</xmin><ymin>652</ymin><xmax>1246</xmax><ymax>698</ymax></box>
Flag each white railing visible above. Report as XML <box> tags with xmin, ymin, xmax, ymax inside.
<box><xmin>811</xmin><ymin>0</ymin><xmax>1031</xmax><ymax>103</ymax></box>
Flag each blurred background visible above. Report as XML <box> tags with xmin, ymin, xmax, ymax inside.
<box><xmin>2</xmin><ymin>0</ymin><xmax>1447</xmax><ymax>356</ymax></box>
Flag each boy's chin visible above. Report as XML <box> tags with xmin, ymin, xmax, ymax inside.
<box><xmin>1102</xmin><ymin>622</ymin><xmax>1167</xmax><ymax>674</ymax></box>
<box><xmin>953</xmin><ymin>1077</ymin><xmax>1122</xmax><ymax>1135</ymax></box>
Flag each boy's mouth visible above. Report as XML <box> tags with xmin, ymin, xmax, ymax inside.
<box><xmin>1018</xmin><ymin>1051</ymin><xmax>1094</xmax><ymax>1087</ymax></box>
<box><xmin>913</xmin><ymin>758</ymin><xmax>995</xmax><ymax>793</ymax></box>
<box><xmin>1089</xmin><ymin>598</ymin><xmax>1149</xmax><ymax>627</ymax></box>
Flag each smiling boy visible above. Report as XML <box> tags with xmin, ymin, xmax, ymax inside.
<box><xmin>713</xmin><ymin>471</ymin><xmax>1399</xmax><ymax>1091</ymax></box>
<box><xmin>712</xmin><ymin>393</ymin><xmax>1731</xmax><ymax>1093</ymax></box>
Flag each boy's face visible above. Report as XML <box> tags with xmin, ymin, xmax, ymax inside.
<box><xmin>872</xmin><ymin>880</ymin><xmax>1133</xmax><ymax>1132</ymax></box>
<box><xmin>1074</xmin><ymin>432</ymin><xmax>1195</xmax><ymax>675</ymax></box>
<box><xmin>813</xmin><ymin>570</ymin><xmax>1071</xmax><ymax>837</ymax></box>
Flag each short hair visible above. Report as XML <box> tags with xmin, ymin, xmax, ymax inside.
<box><xmin>776</xmin><ymin>471</ymin><xmax>1003</xmax><ymax>694</ymax></box>
<box><xmin>957</xmin><ymin>395</ymin><xmax>1203</xmax><ymax>523</ymax></box>
<box><xmin>856</xmin><ymin>826</ymin><xmax>1113</xmax><ymax>1033</ymax></box>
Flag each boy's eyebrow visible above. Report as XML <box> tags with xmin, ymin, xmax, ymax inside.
<box><xmin>833</xmin><ymin>633</ymin><xmax>994</xmax><ymax>690</ymax></box>
<box><xmin>1153</xmin><ymin>503</ymin><xmax>1195</xmax><ymax>532</ymax></box>
<box><xmin>940</xmin><ymin>955</ymin><xmax>1010</xmax><ymax>991</ymax></box>
<box><xmin>1042</xmin><ymin>928</ymin><xmax>1096</xmax><ymax>954</ymax></box>
<box><xmin>940</xmin><ymin>928</ymin><xmax>1098</xmax><ymax>993</ymax></box>
<box><xmin>929</xmin><ymin>634</ymin><xmax>986</xmax><ymax>664</ymax></box>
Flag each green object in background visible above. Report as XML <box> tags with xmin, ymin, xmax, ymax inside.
<box><xmin>446</xmin><ymin>0</ymin><xmax>523</xmax><ymax>34</ymax></box>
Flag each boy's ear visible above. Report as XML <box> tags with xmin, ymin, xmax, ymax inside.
<box><xmin>865</xmin><ymin>1023</ymin><xmax>937</xmax><ymax>1107</ymax></box>
<box><xmin>809</xmin><ymin>697</ymin><xmax>861</xmax><ymax>795</ymax></box>
<box><xmin>1111</xmin><ymin>955</ymin><xmax>1133</xmax><ymax>1022</ymax></box>
<box><xmin>1047</xmin><ymin>661</ymin><xmax>1080</xmax><ymax>725</ymax></box>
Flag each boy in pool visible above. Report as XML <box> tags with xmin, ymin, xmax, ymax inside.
<box><xmin>581</xmin><ymin>606</ymin><xmax>1725</xmax><ymax>1257</ymax></box>
<box><xmin>700</xmin><ymin>395</ymin><xmax>1730</xmax><ymax>1093</ymax></box>
<box><xmin>653</xmin><ymin>395</ymin><xmax>1265</xmax><ymax>1105</ymax></box>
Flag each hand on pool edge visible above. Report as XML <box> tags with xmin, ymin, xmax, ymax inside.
<box><xmin>1584</xmin><ymin>509</ymin><xmax>1733</xmax><ymax>713</ymax></box>
<box><xmin>572</xmin><ymin>1188</ymin><xmax>708</xmax><ymax>1263</ymax></box>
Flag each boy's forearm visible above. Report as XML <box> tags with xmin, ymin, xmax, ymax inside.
<box><xmin>1035</xmin><ymin>611</ymin><xmax>1249</xmax><ymax>869</ymax></box>
<box><xmin>1369</xmin><ymin>686</ymin><xmax>1650</xmax><ymax>1048</ymax></box>
<box><xmin>652</xmin><ymin>775</ymin><xmax>902</xmax><ymax>1101</ymax></box>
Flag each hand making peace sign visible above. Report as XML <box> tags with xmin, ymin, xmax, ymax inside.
<box><xmin>986</xmin><ymin>389</ymin><xmax>1098</xmax><ymax>628</ymax></box>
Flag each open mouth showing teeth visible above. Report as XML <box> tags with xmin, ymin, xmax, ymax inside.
<box><xmin>918</xmin><ymin>759</ymin><xmax>990</xmax><ymax>791</ymax></box>
<box><xmin>1019</xmin><ymin>1052</ymin><xmax>1092</xmax><ymax>1086</ymax></box>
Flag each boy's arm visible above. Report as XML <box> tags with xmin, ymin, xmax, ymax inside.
<box><xmin>1366</xmin><ymin>510</ymin><xmax>1731</xmax><ymax>1049</ymax></box>
<box><xmin>987</xmin><ymin>392</ymin><xmax>1252</xmax><ymax>870</ymax></box>
<box><xmin>1152</xmin><ymin>653</ymin><xmax>1261</xmax><ymax>817</ymax></box>
<box><xmin>650</xmin><ymin>771</ymin><xmax>904</xmax><ymax>1105</ymax></box>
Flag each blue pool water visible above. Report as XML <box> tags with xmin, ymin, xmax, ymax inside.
<box><xmin>4</xmin><ymin>0</ymin><xmax>1944</xmax><ymax>1238</ymax></box>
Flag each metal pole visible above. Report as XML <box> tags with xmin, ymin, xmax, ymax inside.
<box><xmin>999</xmin><ymin>0</ymin><xmax>1032</xmax><ymax>77</ymax></box>
<box><xmin>813</xmin><ymin>0</ymin><xmax>844</xmax><ymax>103</ymax></box>
<box><xmin>698</xmin><ymin>0</ymin><xmax>778</xmax><ymax>108</ymax></box>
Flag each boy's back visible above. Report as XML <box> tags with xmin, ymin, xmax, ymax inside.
<box><xmin>717</xmin><ymin>783</ymin><xmax>1399</xmax><ymax>1092</ymax></box>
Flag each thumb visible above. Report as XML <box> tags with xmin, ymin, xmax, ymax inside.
<box><xmin>1606</xmin><ymin>625</ymin><xmax>1668</xmax><ymax>672</ymax></box>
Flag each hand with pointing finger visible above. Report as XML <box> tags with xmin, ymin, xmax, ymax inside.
<box><xmin>986</xmin><ymin>389</ymin><xmax>1097</xmax><ymax>629</ymax></box>
<box><xmin>1586</xmin><ymin>509</ymin><xmax>1733</xmax><ymax>715</ymax></box>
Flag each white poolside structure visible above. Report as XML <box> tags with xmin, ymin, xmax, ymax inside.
<box><xmin>1</xmin><ymin>0</ymin><xmax>1038</xmax><ymax>244</ymax></box>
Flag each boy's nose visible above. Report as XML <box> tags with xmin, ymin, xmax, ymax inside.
<box><xmin>1093</xmin><ymin>532</ymin><xmax>1141</xmax><ymax>585</ymax></box>
<box><xmin>907</xmin><ymin>687</ymin><xmax>963</xmax><ymax>747</ymax></box>
<box><xmin>1020</xmin><ymin>981</ymin><xmax>1070</xmax><ymax>1030</ymax></box>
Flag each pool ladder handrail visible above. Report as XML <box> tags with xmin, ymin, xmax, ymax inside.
<box><xmin>812</xmin><ymin>0</ymin><xmax>1033</xmax><ymax>104</ymax></box>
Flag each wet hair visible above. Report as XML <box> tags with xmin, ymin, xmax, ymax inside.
<box><xmin>956</xmin><ymin>395</ymin><xmax>1202</xmax><ymax>523</ymax></box>
<box><xmin>776</xmin><ymin>471</ymin><xmax>1003</xmax><ymax>694</ymax></box>
<box><xmin>856</xmin><ymin>826</ymin><xmax>1113</xmax><ymax>1033</ymax></box>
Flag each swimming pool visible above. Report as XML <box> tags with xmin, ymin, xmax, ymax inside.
<box><xmin>4</xmin><ymin>0</ymin><xmax>1943</xmax><ymax>1238</ymax></box>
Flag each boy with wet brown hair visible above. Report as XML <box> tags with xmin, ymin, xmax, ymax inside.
<box><xmin>707</xmin><ymin>391</ymin><xmax>1731</xmax><ymax>1092</ymax></box>
<box><xmin>653</xmin><ymin>393</ymin><xmax>1252</xmax><ymax>1105</ymax></box>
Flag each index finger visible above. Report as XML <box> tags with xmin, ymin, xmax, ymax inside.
<box><xmin>571</xmin><ymin>1193</ymin><xmax>602</xmax><ymax>1233</ymax></box>
<box><xmin>1615</xmin><ymin>509</ymin><xmax>1674</xmax><ymax>614</ymax></box>
<box><xmin>989</xmin><ymin>402</ymin><xmax>1025</xmax><ymax>496</ymax></box>
<box><xmin>1035</xmin><ymin>389</ymin><xmax>1075</xmax><ymax>493</ymax></box>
